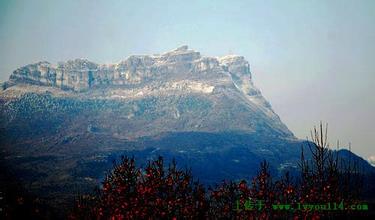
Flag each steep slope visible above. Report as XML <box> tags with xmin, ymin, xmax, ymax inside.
<box><xmin>1</xmin><ymin>46</ymin><xmax>373</xmax><ymax>211</ymax></box>
<box><xmin>2</xmin><ymin>45</ymin><xmax>294</xmax><ymax>138</ymax></box>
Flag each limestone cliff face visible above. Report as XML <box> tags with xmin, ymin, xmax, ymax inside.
<box><xmin>0</xmin><ymin>46</ymin><xmax>306</xmax><ymax>204</ymax></box>
<box><xmin>3</xmin><ymin>46</ymin><xmax>294</xmax><ymax>138</ymax></box>
<box><xmin>8</xmin><ymin>46</ymin><xmax>254</xmax><ymax>92</ymax></box>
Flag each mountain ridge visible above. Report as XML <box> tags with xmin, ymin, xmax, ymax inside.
<box><xmin>6</xmin><ymin>45</ymin><xmax>252</xmax><ymax>92</ymax></box>
<box><xmin>2</xmin><ymin>46</ymin><xmax>294</xmax><ymax>139</ymax></box>
<box><xmin>2</xmin><ymin>46</ymin><xmax>373</xmax><ymax>212</ymax></box>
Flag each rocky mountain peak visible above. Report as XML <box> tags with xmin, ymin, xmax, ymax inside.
<box><xmin>1</xmin><ymin>46</ymin><xmax>294</xmax><ymax>139</ymax></box>
<box><xmin>174</xmin><ymin>45</ymin><xmax>189</xmax><ymax>51</ymax></box>
<box><xmin>159</xmin><ymin>45</ymin><xmax>201</xmax><ymax>63</ymax></box>
<box><xmin>5</xmin><ymin>46</ymin><xmax>254</xmax><ymax>92</ymax></box>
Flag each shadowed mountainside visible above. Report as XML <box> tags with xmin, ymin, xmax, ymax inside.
<box><xmin>1</xmin><ymin>46</ymin><xmax>373</xmax><ymax>213</ymax></box>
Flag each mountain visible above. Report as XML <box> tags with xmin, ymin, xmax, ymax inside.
<box><xmin>0</xmin><ymin>46</ymin><xmax>373</xmax><ymax>210</ymax></box>
<box><xmin>368</xmin><ymin>156</ymin><xmax>375</xmax><ymax>167</ymax></box>
<box><xmin>3</xmin><ymin>45</ymin><xmax>292</xmax><ymax>137</ymax></box>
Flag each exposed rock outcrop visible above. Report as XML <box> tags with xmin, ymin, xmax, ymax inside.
<box><xmin>2</xmin><ymin>46</ymin><xmax>293</xmax><ymax>138</ymax></box>
<box><xmin>7</xmin><ymin>46</ymin><xmax>252</xmax><ymax>92</ymax></box>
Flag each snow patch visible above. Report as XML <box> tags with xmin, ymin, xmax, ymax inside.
<box><xmin>367</xmin><ymin>155</ymin><xmax>375</xmax><ymax>167</ymax></box>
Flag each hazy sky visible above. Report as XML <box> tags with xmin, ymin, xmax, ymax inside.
<box><xmin>0</xmin><ymin>0</ymin><xmax>374</xmax><ymax>158</ymax></box>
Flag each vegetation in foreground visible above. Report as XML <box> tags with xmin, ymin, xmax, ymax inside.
<box><xmin>69</xmin><ymin>124</ymin><xmax>373</xmax><ymax>219</ymax></box>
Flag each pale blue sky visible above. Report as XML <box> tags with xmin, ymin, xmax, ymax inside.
<box><xmin>0</xmin><ymin>0</ymin><xmax>374</xmax><ymax>158</ymax></box>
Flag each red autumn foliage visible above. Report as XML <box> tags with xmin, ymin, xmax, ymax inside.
<box><xmin>69</xmin><ymin>156</ymin><xmax>207</xmax><ymax>219</ymax></box>
<box><xmin>70</xmin><ymin>124</ymin><xmax>365</xmax><ymax>219</ymax></box>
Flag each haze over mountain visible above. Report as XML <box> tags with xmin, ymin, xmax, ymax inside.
<box><xmin>0</xmin><ymin>46</ymin><xmax>373</xmax><ymax>209</ymax></box>
<box><xmin>2</xmin><ymin>45</ymin><xmax>294</xmax><ymax>138</ymax></box>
